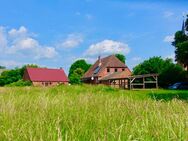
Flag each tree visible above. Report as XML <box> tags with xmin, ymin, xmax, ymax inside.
<box><xmin>0</xmin><ymin>66</ymin><xmax>6</xmax><ymax>69</ymax></box>
<box><xmin>0</xmin><ymin>64</ymin><xmax>39</xmax><ymax>86</ymax></box>
<box><xmin>175</xmin><ymin>41</ymin><xmax>188</xmax><ymax>68</ymax></box>
<box><xmin>133</xmin><ymin>56</ymin><xmax>186</xmax><ymax>87</ymax></box>
<box><xmin>69</xmin><ymin>68</ymin><xmax>85</xmax><ymax>84</ymax></box>
<box><xmin>133</xmin><ymin>57</ymin><xmax>164</xmax><ymax>75</ymax></box>
<box><xmin>68</xmin><ymin>59</ymin><xmax>91</xmax><ymax>84</ymax></box>
<box><xmin>172</xmin><ymin>15</ymin><xmax>188</xmax><ymax>70</ymax></box>
<box><xmin>69</xmin><ymin>59</ymin><xmax>91</xmax><ymax>77</ymax></box>
<box><xmin>172</xmin><ymin>31</ymin><xmax>188</xmax><ymax>46</ymax></box>
<box><xmin>115</xmin><ymin>54</ymin><xmax>126</xmax><ymax>63</ymax></box>
<box><xmin>0</xmin><ymin>68</ymin><xmax>22</xmax><ymax>86</ymax></box>
<box><xmin>185</xmin><ymin>15</ymin><xmax>188</xmax><ymax>31</ymax></box>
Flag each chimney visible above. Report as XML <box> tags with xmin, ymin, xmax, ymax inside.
<box><xmin>98</xmin><ymin>56</ymin><xmax>102</xmax><ymax>66</ymax></box>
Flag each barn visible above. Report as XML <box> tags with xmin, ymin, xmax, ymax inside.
<box><xmin>23</xmin><ymin>68</ymin><xmax>69</xmax><ymax>86</ymax></box>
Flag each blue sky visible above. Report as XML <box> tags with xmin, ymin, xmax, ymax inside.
<box><xmin>0</xmin><ymin>0</ymin><xmax>187</xmax><ymax>73</ymax></box>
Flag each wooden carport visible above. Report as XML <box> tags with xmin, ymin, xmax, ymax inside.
<box><xmin>102</xmin><ymin>74</ymin><xmax>158</xmax><ymax>90</ymax></box>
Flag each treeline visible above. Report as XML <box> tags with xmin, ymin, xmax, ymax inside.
<box><xmin>0</xmin><ymin>64</ymin><xmax>38</xmax><ymax>86</ymax></box>
<box><xmin>133</xmin><ymin>57</ymin><xmax>187</xmax><ymax>88</ymax></box>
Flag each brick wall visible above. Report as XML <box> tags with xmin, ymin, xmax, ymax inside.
<box><xmin>32</xmin><ymin>81</ymin><xmax>68</xmax><ymax>86</ymax></box>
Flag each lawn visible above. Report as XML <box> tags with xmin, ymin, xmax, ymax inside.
<box><xmin>0</xmin><ymin>85</ymin><xmax>188</xmax><ymax>141</ymax></box>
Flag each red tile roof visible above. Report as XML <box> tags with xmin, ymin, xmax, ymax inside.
<box><xmin>25</xmin><ymin>68</ymin><xmax>69</xmax><ymax>82</ymax></box>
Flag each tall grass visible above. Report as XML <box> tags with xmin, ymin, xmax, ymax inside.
<box><xmin>0</xmin><ymin>85</ymin><xmax>188</xmax><ymax>141</ymax></box>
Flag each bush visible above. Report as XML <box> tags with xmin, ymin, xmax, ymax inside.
<box><xmin>6</xmin><ymin>80</ymin><xmax>32</xmax><ymax>87</ymax></box>
<box><xmin>69</xmin><ymin>68</ymin><xmax>85</xmax><ymax>84</ymax></box>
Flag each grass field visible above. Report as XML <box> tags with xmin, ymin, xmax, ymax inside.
<box><xmin>0</xmin><ymin>85</ymin><xmax>188</xmax><ymax>141</ymax></box>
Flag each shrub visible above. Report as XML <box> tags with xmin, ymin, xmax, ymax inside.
<box><xmin>6</xmin><ymin>80</ymin><xmax>32</xmax><ymax>87</ymax></box>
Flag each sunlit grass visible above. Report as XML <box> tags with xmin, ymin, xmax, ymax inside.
<box><xmin>0</xmin><ymin>85</ymin><xmax>188</xmax><ymax>140</ymax></box>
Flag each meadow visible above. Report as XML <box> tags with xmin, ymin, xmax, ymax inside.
<box><xmin>0</xmin><ymin>85</ymin><xmax>188</xmax><ymax>141</ymax></box>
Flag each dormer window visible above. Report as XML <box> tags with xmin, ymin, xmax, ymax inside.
<box><xmin>107</xmin><ymin>68</ymin><xmax>110</xmax><ymax>72</ymax></box>
<box><xmin>122</xmin><ymin>68</ymin><xmax>125</xmax><ymax>71</ymax></box>
<box><xmin>115</xmin><ymin>68</ymin><xmax>118</xmax><ymax>72</ymax></box>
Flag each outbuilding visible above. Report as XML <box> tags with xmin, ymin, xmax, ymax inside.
<box><xmin>23</xmin><ymin>68</ymin><xmax>69</xmax><ymax>86</ymax></box>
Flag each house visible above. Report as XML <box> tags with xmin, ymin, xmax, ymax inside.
<box><xmin>82</xmin><ymin>55</ymin><xmax>132</xmax><ymax>85</ymax></box>
<box><xmin>23</xmin><ymin>68</ymin><xmax>69</xmax><ymax>86</ymax></box>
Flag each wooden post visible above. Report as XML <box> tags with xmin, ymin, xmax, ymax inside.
<box><xmin>143</xmin><ymin>77</ymin><xmax>145</xmax><ymax>89</ymax></box>
<box><xmin>156</xmin><ymin>76</ymin><xmax>158</xmax><ymax>89</ymax></box>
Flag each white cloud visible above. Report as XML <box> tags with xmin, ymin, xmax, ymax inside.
<box><xmin>84</xmin><ymin>40</ymin><xmax>130</xmax><ymax>57</ymax></box>
<box><xmin>164</xmin><ymin>11</ymin><xmax>174</xmax><ymax>18</ymax></box>
<box><xmin>35</xmin><ymin>46</ymin><xmax>58</xmax><ymax>59</ymax></box>
<box><xmin>8</xmin><ymin>26</ymin><xmax>27</xmax><ymax>38</ymax></box>
<box><xmin>0</xmin><ymin>60</ymin><xmax>23</xmax><ymax>68</ymax></box>
<box><xmin>164</xmin><ymin>35</ymin><xmax>174</xmax><ymax>43</ymax></box>
<box><xmin>57</xmin><ymin>34</ymin><xmax>83</xmax><ymax>48</ymax></box>
<box><xmin>0</xmin><ymin>26</ymin><xmax>58</xmax><ymax>59</ymax></box>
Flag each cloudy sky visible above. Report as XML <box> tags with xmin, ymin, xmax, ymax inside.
<box><xmin>0</xmin><ymin>0</ymin><xmax>187</xmax><ymax>73</ymax></box>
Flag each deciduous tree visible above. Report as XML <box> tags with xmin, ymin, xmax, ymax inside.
<box><xmin>133</xmin><ymin>57</ymin><xmax>186</xmax><ymax>87</ymax></box>
<box><xmin>115</xmin><ymin>54</ymin><xmax>126</xmax><ymax>63</ymax></box>
<box><xmin>69</xmin><ymin>59</ymin><xmax>91</xmax><ymax>84</ymax></box>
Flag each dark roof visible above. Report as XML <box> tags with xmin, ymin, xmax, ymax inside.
<box><xmin>82</xmin><ymin>55</ymin><xmax>128</xmax><ymax>78</ymax></box>
<box><xmin>99</xmin><ymin>68</ymin><xmax>132</xmax><ymax>81</ymax></box>
<box><xmin>26</xmin><ymin>68</ymin><xmax>69</xmax><ymax>82</ymax></box>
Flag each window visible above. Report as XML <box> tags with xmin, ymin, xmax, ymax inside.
<box><xmin>122</xmin><ymin>68</ymin><xmax>125</xmax><ymax>71</ymax></box>
<box><xmin>107</xmin><ymin>68</ymin><xmax>110</xmax><ymax>72</ymax></box>
<box><xmin>94</xmin><ymin>66</ymin><xmax>100</xmax><ymax>74</ymax></box>
<box><xmin>115</xmin><ymin>68</ymin><xmax>118</xmax><ymax>72</ymax></box>
<box><xmin>45</xmin><ymin>82</ymin><xmax>48</xmax><ymax>86</ymax></box>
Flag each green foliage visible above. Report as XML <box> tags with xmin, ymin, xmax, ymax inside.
<box><xmin>159</xmin><ymin>62</ymin><xmax>186</xmax><ymax>87</ymax></box>
<box><xmin>172</xmin><ymin>15</ymin><xmax>188</xmax><ymax>68</ymax></box>
<box><xmin>185</xmin><ymin>15</ymin><xmax>188</xmax><ymax>31</ymax></box>
<box><xmin>6</xmin><ymin>80</ymin><xmax>32</xmax><ymax>87</ymax></box>
<box><xmin>0</xmin><ymin>68</ymin><xmax>22</xmax><ymax>86</ymax></box>
<box><xmin>133</xmin><ymin>56</ymin><xmax>186</xmax><ymax>87</ymax></box>
<box><xmin>0</xmin><ymin>64</ymin><xmax>39</xmax><ymax>86</ymax></box>
<box><xmin>68</xmin><ymin>59</ymin><xmax>91</xmax><ymax>84</ymax></box>
<box><xmin>0</xmin><ymin>66</ymin><xmax>6</xmax><ymax>69</ymax></box>
<box><xmin>69</xmin><ymin>68</ymin><xmax>85</xmax><ymax>84</ymax></box>
<box><xmin>0</xmin><ymin>85</ymin><xmax>188</xmax><ymax>140</ymax></box>
<box><xmin>175</xmin><ymin>41</ymin><xmax>188</xmax><ymax>67</ymax></box>
<box><xmin>115</xmin><ymin>54</ymin><xmax>126</xmax><ymax>63</ymax></box>
<box><xmin>133</xmin><ymin>57</ymin><xmax>163</xmax><ymax>74</ymax></box>
<box><xmin>172</xmin><ymin>31</ymin><xmax>188</xmax><ymax>46</ymax></box>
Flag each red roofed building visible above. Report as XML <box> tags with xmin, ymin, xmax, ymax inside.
<box><xmin>23</xmin><ymin>68</ymin><xmax>69</xmax><ymax>86</ymax></box>
<box><xmin>82</xmin><ymin>55</ymin><xmax>132</xmax><ymax>84</ymax></box>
